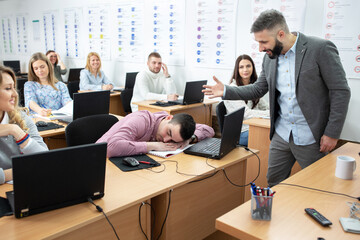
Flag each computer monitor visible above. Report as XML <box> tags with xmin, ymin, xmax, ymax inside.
<box><xmin>3</xmin><ymin>60</ymin><xmax>21</xmax><ymax>75</ymax></box>
<box><xmin>7</xmin><ymin>143</ymin><xmax>107</xmax><ymax>218</ymax></box>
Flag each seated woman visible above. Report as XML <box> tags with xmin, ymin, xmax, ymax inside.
<box><xmin>79</xmin><ymin>52</ymin><xmax>114</xmax><ymax>91</ymax></box>
<box><xmin>24</xmin><ymin>52</ymin><xmax>72</xmax><ymax>117</ymax></box>
<box><xmin>0</xmin><ymin>65</ymin><xmax>48</xmax><ymax>184</ymax></box>
<box><xmin>46</xmin><ymin>50</ymin><xmax>67</xmax><ymax>83</ymax></box>
<box><xmin>223</xmin><ymin>54</ymin><xmax>269</xmax><ymax>146</ymax></box>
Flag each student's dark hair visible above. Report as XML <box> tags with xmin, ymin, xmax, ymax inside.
<box><xmin>230</xmin><ymin>54</ymin><xmax>259</xmax><ymax>109</ymax></box>
<box><xmin>169</xmin><ymin>113</ymin><xmax>196</xmax><ymax>141</ymax></box>
<box><xmin>45</xmin><ymin>50</ymin><xmax>58</xmax><ymax>65</ymax></box>
<box><xmin>148</xmin><ymin>52</ymin><xmax>162</xmax><ymax>60</ymax></box>
<box><xmin>250</xmin><ymin>9</ymin><xmax>289</xmax><ymax>34</ymax></box>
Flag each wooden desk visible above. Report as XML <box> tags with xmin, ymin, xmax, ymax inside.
<box><xmin>34</xmin><ymin>118</ymin><xmax>67</xmax><ymax>150</ymax></box>
<box><xmin>216</xmin><ymin>142</ymin><xmax>360</xmax><ymax>240</ymax></box>
<box><xmin>133</xmin><ymin>99</ymin><xmax>218</xmax><ymax>126</ymax></box>
<box><xmin>109</xmin><ymin>92</ymin><xmax>125</xmax><ymax>116</ymax></box>
<box><xmin>133</xmin><ymin>147</ymin><xmax>257</xmax><ymax>240</ymax></box>
<box><xmin>244</xmin><ymin>118</ymin><xmax>301</xmax><ymax>201</ymax></box>
<box><xmin>0</xmin><ymin>146</ymin><xmax>256</xmax><ymax>239</ymax></box>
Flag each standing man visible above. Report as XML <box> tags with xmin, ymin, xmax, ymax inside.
<box><xmin>203</xmin><ymin>9</ymin><xmax>350</xmax><ymax>186</ymax></box>
<box><xmin>131</xmin><ymin>52</ymin><xmax>178</xmax><ymax>112</ymax></box>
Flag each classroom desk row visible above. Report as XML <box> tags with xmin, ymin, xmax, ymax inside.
<box><xmin>216</xmin><ymin>142</ymin><xmax>360</xmax><ymax>240</ymax></box>
<box><xmin>0</xmin><ymin>146</ymin><xmax>257</xmax><ymax>239</ymax></box>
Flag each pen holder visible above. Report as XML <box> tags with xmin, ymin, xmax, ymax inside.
<box><xmin>251</xmin><ymin>193</ymin><xmax>273</xmax><ymax>221</ymax></box>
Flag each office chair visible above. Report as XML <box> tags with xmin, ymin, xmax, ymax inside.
<box><xmin>125</xmin><ymin>72</ymin><xmax>138</xmax><ymax>89</ymax></box>
<box><xmin>16</xmin><ymin>77</ymin><xmax>27</xmax><ymax>107</ymax></box>
<box><xmin>216</xmin><ymin>101</ymin><xmax>227</xmax><ymax>134</ymax></box>
<box><xmin>65</xmin><ymin>114</ymin><xmax>119</xmax><ymax>146</ymax></box>
<box><xmin>120</xmin><ymin>88</ymin><xmax>134</xmax><ymax>115</ymax></box>
<box><xmin>67</xmin><ymin>80</ymin><xmax>80</xmax><ymax>99</ymax></box>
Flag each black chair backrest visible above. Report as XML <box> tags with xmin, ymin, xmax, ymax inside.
<box><xmin>67</xmin><ymin>80</ymin><xmax>80</xmax><ymax>99</ymax></box>
<box><xmin>16</xmin><ymin>78</ymin><xmax>27</xmax><ymax>107</ymax></box>
<box><xmin>120</xmin><ymin>88</ymin><xmax>133</xmax><ymax>114</ymax></box>
<box><xmin>125</xmin><ymin>72</ymin><xmax>138</xmax><ymax>89</ymax></box>
<box><xmin>216</xmin><ymin>101</ymin><xmax>227</xmax><ymax>134</ymax></box>
<box><xmin>65</xmin><ymin>114</ymin><xmax>119</xmax><ymax>147</ymax></box>
<box><xmin>67</xmin><ymin>68</ymin><xmax>83</xmax><ymax>82</ymax></box>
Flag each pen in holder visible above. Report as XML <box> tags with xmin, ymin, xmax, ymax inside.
<box><xmin>250</xmin><ymin>187</ymin><xmax>274</xmax><ymax>221</ymax></box>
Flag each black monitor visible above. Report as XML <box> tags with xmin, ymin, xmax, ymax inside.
<box><xmin>3</xmin><ymin>60</ymin><xmax>21</xmax><ymax>75</ymax></box>
<box><xmin>7</xmin><ymin>143</ymin><xmax>107</xmax><ymax>218</ymax></box>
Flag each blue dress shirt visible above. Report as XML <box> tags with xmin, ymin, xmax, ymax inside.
<box><xmin>274</xmin><ymin>35</ymin><xmax>316</xmax><ymax>145</ymax></box>
<box><xmin>79</xmin><ymin>69</ymin><xmax>113</xmax><ymax>91</ymax></box>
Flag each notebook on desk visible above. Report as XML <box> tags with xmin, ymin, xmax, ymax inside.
<box><xmin>167</xmin><ymin>80</ymin><xmax>207</xmax><ymax>105</ymax></box>
<box><xmin>184</xmin><ymin>107</ymin><xmax>245</xmax><ymax>159</ymax></box>
<box><xmin>57</xmin><ymin>90</ymin><xmax>110</xmax><ymax>123</ymax></box>
<box><xmin>6</xmin><ymin>143</ymin><xmax>107</xmax><ymax>218</ymax></box>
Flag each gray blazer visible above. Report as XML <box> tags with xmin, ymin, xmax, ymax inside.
<box><xmin>224</xmin><ymin>32</ymin><xmax>351</xmax><ymax>143</ymax></box>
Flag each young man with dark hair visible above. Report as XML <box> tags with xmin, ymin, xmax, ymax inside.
<box><xmin>203</xmin><ymin>9</ymin><xmax>350</xmax><ymax>186</ymax></box>
<box><xmin>131</xmin><ymin>52</ymin><xmax>178</xmax><ymax>112</ymax></box>
<box><xmin>96</xmin><ymin>111</ymin><xmax>214</xmax><ymax>157</ymax></box>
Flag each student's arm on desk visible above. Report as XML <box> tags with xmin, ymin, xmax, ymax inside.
<box><xmin>194</xmin><ymin>123</ymin><xmax>215</xmax><ymax>141</ymax></box>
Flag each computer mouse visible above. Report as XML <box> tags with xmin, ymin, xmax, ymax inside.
<box><xmin>35</xmin><ymin>121</ymin><xmax>48</xmax><ymax>127</ymax></box>
<box><xmin>123</xmin><ymin>157</ymin><xmax>139</xmax><ymax>167</ymax></box>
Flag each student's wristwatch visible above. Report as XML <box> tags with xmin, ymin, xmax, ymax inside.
<box><xmin>190</xmin><ymin>134</ymin><xmax>197</xmax><ymax>144</ymax></box>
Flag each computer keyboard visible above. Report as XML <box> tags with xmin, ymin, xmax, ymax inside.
<box><xmin>190</xmin><ymin>138</ymin><xmax>221</xmax><ymax>154</ymax></box>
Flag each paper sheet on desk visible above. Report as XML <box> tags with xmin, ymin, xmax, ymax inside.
<box><xmin>34</xmin><ymin>101</ymin><xmax>73</xmax><ymax>120</ymax></box>
<box><xmin>148</xmin><ymin>144</ymin><xmax>193</xmax><ymax>158</ymax></box>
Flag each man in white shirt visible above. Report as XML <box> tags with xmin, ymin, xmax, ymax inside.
<box><xmin>131</xmin><ymin>52</ymin><xmax>178</xmax><ymax>112</ymax></box>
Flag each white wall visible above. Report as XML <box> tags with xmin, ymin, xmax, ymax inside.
<box><xmin>0</xmin><ymin>0</ymin><xmax>359</xmax><ymax>142</ymax></box>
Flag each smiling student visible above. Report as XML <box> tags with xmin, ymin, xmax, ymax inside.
<box><xmin>0</xmin><ymin>65</ymin><xmax>48</xmax><ymax>184</ymax></box>
<box><xmin>79</xmin><ymin>52</ymin><xmax>114</xmax><ymax>91</ymax></box>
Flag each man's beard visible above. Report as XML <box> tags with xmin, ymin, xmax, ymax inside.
<box><xmin>266</xmin><ymin>39</ymin><xmax>283</xmax><ymax>59</ymax></box>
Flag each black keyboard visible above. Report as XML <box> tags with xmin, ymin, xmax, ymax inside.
<box><xmin>190</xmin><ymin>138</ymin><xmax>221</xmax><ymax>154</ymax></box>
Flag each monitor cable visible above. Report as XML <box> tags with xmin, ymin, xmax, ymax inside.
<box><xmin>155</xmin><ymin>189</ymin><xmax>172</xmax><ymax>240</ymax></box>
<box><xmin>277</xmin><ymin>182</ymin><xmax>360</xmax><ymax>201</ymax></box>
<box><xmin>222</xmin><ymin>146</ymin><xmax>261</xmax><ymax>187</ymax></box>
<box><xmin>139</xmin><ymin>202</ymin><xmax>156</xmax><ymax>240</ymax></box>
<box><xmin>87</xmin><ymin>197</ymin><xmax>120</xmax><ymax>240</ymax></box>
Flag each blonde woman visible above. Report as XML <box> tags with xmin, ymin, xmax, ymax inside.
<box><xmin>79</xmin><ymin>52</ymin><xmax>113</xmax><ymax>91</ymax></box>
<box><xmin>0</xmin><ymin>65</ymin><xmax>48</xmax><ymax>184</ymax></box>
<box><xmin>24</xmin><ymin>52</ymin><xmax>72</xmax><ymax>116</ymax></box>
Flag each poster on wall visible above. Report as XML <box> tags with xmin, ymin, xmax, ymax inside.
<box><xmin>15</xmin><ymin>14</ymin><xmax>29</xmax><ymax>55</ymax></box>
<box><xmin>249</xmin><ymin>0</ymin><xmax>306</xmax><ymax>74</ymax></box>
<box><xmin>87</xmin><ymin>5</ymin><xmax>111</xmax><ymax>60</ymax></box>
<box><xmin>322</xmin><ymin>0</ymin><xmax>360</xmax><ymax>79</ymax></box>
<box><xmin>1</xmin><ymin>16</ymin><xmax>14</xmax><ymax>54</ymax></box>
<box><xmin>193</xmin><ymin>0</ymin><xmax>238</xmax><ymax>69</ymax></box>
<box><xmin>146</xmin><ymin>0</ymin><xmax>186</xmax><ymax>66</ymax></box>
<box><xmin>32</xmin><ymin>20</ymin><xmax>40</xmax><ymax>41</ymax></box>
<box><xmin>43</xmin><ymin>11</ymin><xmax>59</xmax><ymax>52</ymax></box>
<box><xmin>64</xmin><ymin>8</ymin><xmax>83</xmax><ymax>59</ymax></box>
<box><xmin>114</xmin><ymin>0</ymin><xmax>145</xmax><ymax>63</ymax></box>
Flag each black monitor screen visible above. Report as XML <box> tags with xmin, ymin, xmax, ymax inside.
<box><xmin>3</xmin><ymin>60</ymin><xmax>21</xmax><ymax>75</ymax></box>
